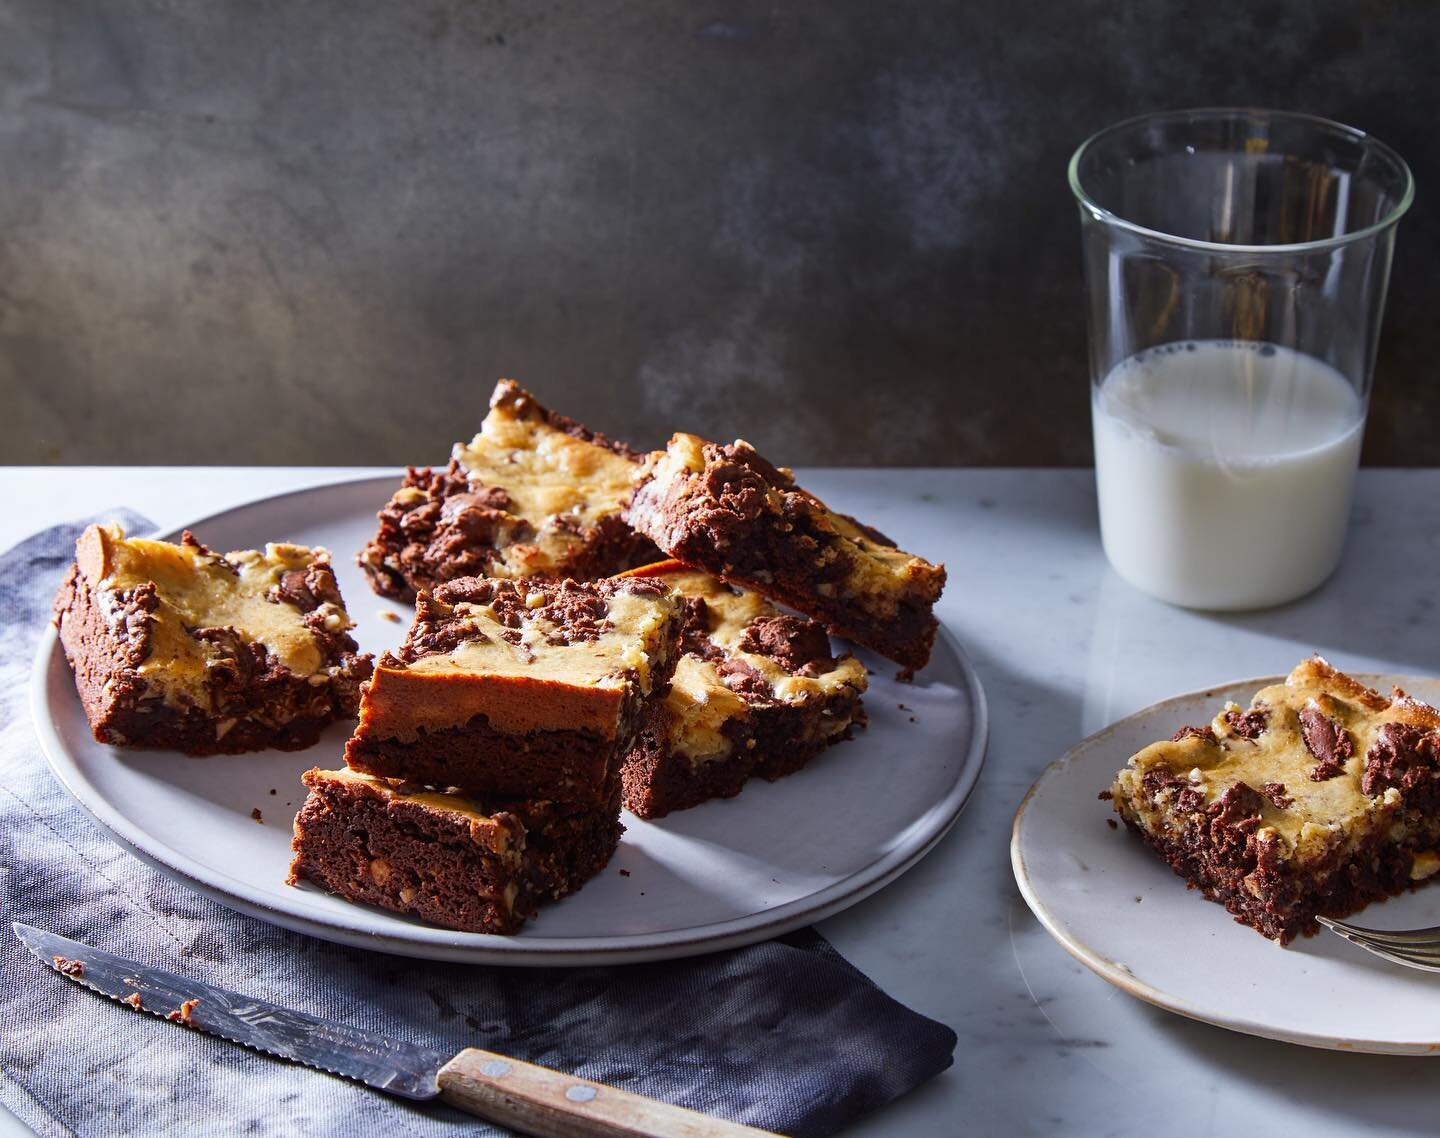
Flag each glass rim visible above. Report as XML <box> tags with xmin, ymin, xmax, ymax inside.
<box><xmin>1068</xmin><ymin>106</ymin><xmax>1415</xmax><ymax>255</ymax></box>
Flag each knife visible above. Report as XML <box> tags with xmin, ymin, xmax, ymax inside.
<box><xmin>14</xmin><ymin>922</ymin><xmax>782</xmax><ymax>1138</ymax></box>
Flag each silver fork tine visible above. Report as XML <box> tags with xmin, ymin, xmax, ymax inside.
<box><xmin>1318</xmin><ymin>917</ymin><xmax>1440</xmax><ymax>972</ymax></box>
<box><xmin>1352</xmin><ymin>944</ymin><xmax>1440</xmax><ymax>973</ymax></box>
<box><xmin>1318</xmin><ymin>916</ymin><xmax>1440</xmax><ymax>946</ymax></box>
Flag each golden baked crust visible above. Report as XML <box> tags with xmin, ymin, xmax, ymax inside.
<box><xmin>358</xmin><ymin>381</ymin><xmax>660</xmax><ymax>598</ymax></box>
<box><xmin>356</xmin><ymin>578</ymin><xmax>679</xmax><ymax>740</ymax></box>
<box><xmin>343</xmin><ymin>575</ymin><xmax>682</xmax><ymax>807</ymax></box>
<box><xmin>626</xmin><ymin>434</ymin><xmax>944</xmax><ymax>673</ymax></box>
<box><xmin>618</xmin><ymin>559</ymin><xmax>867</xmax><ymax>817</ymax></box>
<box><xmin>53</xmin><ymin>523</ymin><xmax>371</xmax><ymax>754</ymax></box>
<box><xmin>78</xmin><ymin>523</ymin><xmax>334</xmax><ymax>707</ymax></box>
<box><xmin>1108</xmin><ymin>657</ymin><xmax>1440</xmax><ymax>942</ymax></box>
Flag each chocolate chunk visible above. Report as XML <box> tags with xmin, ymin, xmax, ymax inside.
<box><xmin>1141</xmin><ymin>769</ymin><xmax>1203</xmax><ymax>812</ymax></box>
<box><xmin>737</xmin><ymin>614</ymin><xmax>835</xmax><ymax>675</ymax></box>
<box><xmin>1174</xmin><ymin>787</ymin><xmax>1204</xmax><ymax>812</ymax></box>
<box><xmin>412</xmin><ymin>578</ymin><xmax>631</xmax><ymax>654</ymax></box>
<box><xmin>1300</xmin><ymin>706</ymin><xmax>1353</xmax><ymax>781</ymax></box>
<box><xmin>674</xmin><ymin>596</ymin><xmax>722</xmax><ymax>661</ymax></box>
<box><xmin>715</xmin><ymin>656</ymin><xmax>771</xmax><ymax>698</ymax></box>
<box><xmin>1260</xmin><ymin>782</ymin><xmax>1293</xmax><ymax>809</ymax></box>
<box><xmin>1210</xmin><ymin>782</ymin><xmax>1264</xmax><ymax>828</ymax></box>
<box><xmin>1170</xmin><ymin>725</ymin><xmax>1217</xmax><ymax>744</ymax></box>
<box><xmin>1225</xmin><ymin>707</ymin><xmax>1268</xmax><ymax>740</ymax></box>
<box><xmin>471</xmin><ymin>485</ymin><xmax>512</xmax><ymax>511</ymax></box>
<box><xmin>194</xmin><ymin>626</ymin><xmax>271</xmax><ymax>691</ymax></box>
<box><xmin>1361</xmin><ymin>722</ymin><xmax>1440</xmax><ymax>796</ymax></box>
<box><xmin>272</xmin><ymin>563</ymin><xmax>345</xmax><ymax>612</ymax></box>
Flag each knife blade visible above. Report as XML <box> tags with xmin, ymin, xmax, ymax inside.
<box><xmin>14</xmin><ymin>922</ymin><xmax>781</xmax><ymax>1138</ymax></box>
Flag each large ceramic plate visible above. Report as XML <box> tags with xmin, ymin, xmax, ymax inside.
<box><xmin>1012</xmin><ymin>673</ymin><xmax>1440</xmax><ymax>1054</ymax></box>
<box><xmin>32</xmin><ymin>476</ymin><xmax>987</xmax><ymax>965</ymax></box>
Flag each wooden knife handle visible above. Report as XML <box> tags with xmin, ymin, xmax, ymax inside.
<box><xmin>437</xmin><ymin>1047</ymin><xmax>785</xmax><ymax>1138</ymax></box>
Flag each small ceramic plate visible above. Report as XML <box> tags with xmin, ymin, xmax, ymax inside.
<box><xmin>32</xmin><ymin>476</ymin><xmax>987</xmax><ymax>965</ymax></box>
<box><xmin>1012</xmin><ymin>673</ymin><xmax>1440</xmax><ymax>1055</ymax></box>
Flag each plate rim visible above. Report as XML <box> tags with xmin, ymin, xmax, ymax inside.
<box><xmin>1010</xmin><ymin>671</ymin><xmax>1440</xmax><ymax>1055</ymax></box>
<box><xmin>30</xmin><ymin>474</ymin><xmax>989</xmax><ymax>966</ymax></box>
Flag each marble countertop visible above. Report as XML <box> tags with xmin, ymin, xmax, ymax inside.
<box><xmin>6</xmin><ymin>465</ymin><xmax>1439</xmax><ymax>1137</ymax></box>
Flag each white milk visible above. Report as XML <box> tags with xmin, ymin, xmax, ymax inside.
<box><xmin>1092</xmin><ymin>340</ymin><xmax>1364</xmax><ymax>609</ymax></box>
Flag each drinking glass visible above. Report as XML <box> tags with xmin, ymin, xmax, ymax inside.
<box><xmin>1070</xmin><ymin>108</ymin><xmax>1413</xmax><ymax>609</ymax></box>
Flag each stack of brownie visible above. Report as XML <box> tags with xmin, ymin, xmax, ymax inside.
<box><xmin>293</xmin><ymin>380</ymin><xmax>946</xmax><ymax>932</ymax></box>
<box><xmin>288</xmin><ymin>575</ymin><xmax>684</xmax><ymax>933</ymax></box>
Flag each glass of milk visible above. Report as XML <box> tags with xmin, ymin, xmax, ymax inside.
<box><xmin>1070</xmin><ymin>109</ymin><xmax>1413</xmax><ymax>609</ymax></box>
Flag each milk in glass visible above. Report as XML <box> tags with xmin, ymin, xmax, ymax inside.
<box><xmin>1091</xmin><ymin>340</ymin><xmax>1363</xmax><ymax>609</ymax></box>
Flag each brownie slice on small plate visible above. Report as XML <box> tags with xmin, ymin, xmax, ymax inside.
<box><xmin>1108</xmin><ymin>656</ymin><xmax>1440</xmax><ymax>943</ymax></box>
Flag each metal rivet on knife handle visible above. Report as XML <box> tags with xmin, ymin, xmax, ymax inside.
<box><xmin>436</xmin><ymin>1047</ymin><xmax>786</xmax><ymax>1138</ymax></box>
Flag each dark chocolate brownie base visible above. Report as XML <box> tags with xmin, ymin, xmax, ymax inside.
<box><xmin>627</xmin><ymin>440</ymin><xmax>944</xmax><ymax>674</ymax></box>
<box><xmin>622</xmin><ymin>699</ymin><xmax>866</xmax><ymax>820</ymax></box>
<box><xmin>53</xmin><ymin>561</ymin><xmax>371</xmax><ymax>756</ymax></box>
<box><xmin>344</xmin><ymin>718</ymin><xmax>617</xmax><ymax>808</ymax></box>
<box><xmin>288</xmin><ymin>771</ymin><xmax>623</xmax><ymax>934</ymax></box>
<box><xmin>1121</xmin><ymin>802</ymin><xmax>1435</xmax><ymax>945</ymax></box>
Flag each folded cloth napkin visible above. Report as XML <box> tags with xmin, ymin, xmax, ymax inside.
<box><xmin>0</xmin><ymin>516</ymin><xmax>957</xmax><ymax>1138</ymax></box>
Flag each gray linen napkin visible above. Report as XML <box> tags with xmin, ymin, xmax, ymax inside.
<box><xmin>1</xmin><ymin>516</ymin><xmax>957</xmax><ymax>1138</ymax></box>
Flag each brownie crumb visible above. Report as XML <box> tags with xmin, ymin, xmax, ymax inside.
<box><xmin>378</xmin><ymin>610</ymin><xmax>403</xmax><ymax>623</ymax></box>
<box><xmin>251</xmin><ymin>808</ymin><xmax>264</xmax><ymax>824</ymax></box>
<box><xmin>897</xmin><ymin>703</ymin><xmax>911</xmax><ymax>712</ymax></box>
<box><xmin>909</xmin><ymin>716</ymin><xmax>917</xmax><ymax>723</ymax></box>
<box><xmin>1260</xmin><ymin>782</ymin><xmax>1294</xmax><ymax>809</ymax></box>
<box><xmin>1300</xmin><ymin>706</ymin><xmax>1354</xmax><ymax>781</ymax></box>
<box><xmin>52</xmin><ymin>956</ymin><xmax>84</xmax><ymax>978</ymax></box>
<box><xmin>1106</xmin><ymin>818</ymin><xmax>1118</xmax><ymax>830</ymax></box>
<box><xmin>1170</xmin><ymin>725</ymin><xmax>1217</xmax><ymax>744</ymax></box>
<box><xmin>268</xmin><ymin>788</ymin><xmax>277</xmax><ymax>795</ymax></box>
<box><xmin>166</xmin><ymin>998</ymin><xmax>200</xmax><ymax>1025</ymax></box>
<box><xmin>618</xmin><ymin>869</ymin><xmax>630</xmax><ymax>877</ymax></box>
<box><xmin>123</xmin><ymin>992</ymin><xmax>143</xmax><ymax>1010</ymax></box>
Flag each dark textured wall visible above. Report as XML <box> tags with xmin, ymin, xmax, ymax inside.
<box><xmin>1</xmin><ymin>1</ymin><xmax>1435</xmax><ymax>466</ymax></box>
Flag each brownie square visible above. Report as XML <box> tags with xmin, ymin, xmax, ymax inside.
<box><xmin>343</xmin><ymin>575</ymin><xmax>681</xmax><ymax>807</ymax></box>
<box><xmin>358</xmin><ymin>380</ymin><xmax>661</xmax><ymax>600</ymax></box>
<box><xmin>1107</xmin><ymin>657</ymin><xmax>1440</xmax><ymax>944</ymax></box>
<box><xmin>52</xmin><ymin>524</ymin><xmax>372</xmax><ymax>755</ymax></box>
<box><xmin>625</xmin><ymin>434</ymin><xmax>946</xmax><ymax>674</ymax></box>
<box><xmin>287</xmin><ymin>768</ymin><xmax>623</xmax><ymax>934</ymax></box>
<box><xmin>619</xmin><ymin>561</ymin><xmax>867</xmax><ymax>818</ymax></box>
